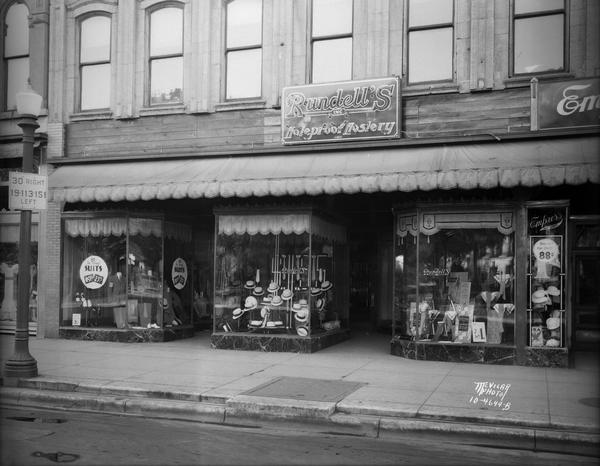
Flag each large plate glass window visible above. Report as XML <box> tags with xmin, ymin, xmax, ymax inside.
<box><xmin>79</xmin><ymin>15</ymin><xmax>111</xmax><ymax>111</ymax></box>
<box><xmin>311</xmin><ymin>0</ymin><xmax>353</xmax><ymax>83</ymax></box>
<box><xmin>526</xmin><ymin>203</ymin><xmax>568</xmax><ymax>348</ymax></box>
<box><xmin>513</xmin><ymin>0</ymin><xmax>565</xmax><ymax>75</ymax></box>
<box><xmin>3</xmin><ymin>2</ymin><xmax>29</xmax><ymax>110</ymax></box>
<box><xmin>149</xmin><ymin>5</ymin><xmax>183</xmax><ymax>105</ymax></box>
<box><xmin>394</xmin><ymin>208</ymin><xmax>516</xmax><ymax>345</ymax></box>
<box><xmin>407</xmin><ymin>0</ymin><xmax>454</xmax><ymax>84</ymax></box>
<box><xmin>214</xmin><ymin>211</ymin><xmax>347</xmax><ymax>337</ymax></box>
<box><xmin>225</xmin><ymin>0</ymin><xmax>262</xmax><ymax>99</ymax></box>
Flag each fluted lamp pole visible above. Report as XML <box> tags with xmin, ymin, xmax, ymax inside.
<box><xmin>4</xmin><ymin>83</ymin><xmax>42</xmax><ymax>379</ymax></box>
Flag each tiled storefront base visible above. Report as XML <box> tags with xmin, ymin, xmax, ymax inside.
<box><xmin>59</xmin><ymin>325</ymin><xmax>195</xmax><ymax>342</ymax></box>
<box><xmin>391</xmin><ymin>337</ymin><xmax>569</xmax><ymax>367</ymax></box>
<box><xmin>211</xmin><ymin>329</ymin><xmax>351</xmax><ymax>353</ymax></box>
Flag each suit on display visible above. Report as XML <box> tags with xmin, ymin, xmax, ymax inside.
<box><xmin>108</xmin><ymin>271</ymin><xmax>128</xmax><ymax>328</ymax></box>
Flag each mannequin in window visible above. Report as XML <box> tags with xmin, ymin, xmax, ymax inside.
<box><xmin>108</xmin><ymin>258</ymin><xmax>128</xmax><ymax>328</ymax></box>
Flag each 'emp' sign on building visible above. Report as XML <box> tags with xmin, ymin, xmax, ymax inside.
<box><xmin>9</xmin><ymin>172</ymin><xmax>48</xmax><ymax>211</ymax></box>
<box><xmin>281</xmin><ymin>76</ymin><xmax>400</xmax><ymax>144</ymax></box>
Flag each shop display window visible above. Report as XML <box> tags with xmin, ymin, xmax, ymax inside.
<box><xmin>394</xmin><ymin>208</ymin><xmax>516</xmax><ymax>345</ymax></box>
<box><xmin>60</xmin><ymin>213</ymin><xmax>194</xmax><ymax>330</ymax></box>
<box><xmin>214</xmin><ymin>211</ymin><xmax>347</xmax><ymax>337</ymax></box>
<box><xmin>526</xmin><ymin>204</ymin><xmax>567</xmax><ymax>348</ymax></box>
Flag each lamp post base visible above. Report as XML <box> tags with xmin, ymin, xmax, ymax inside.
<box><xmin>4</xmin><ymin>359</ymin><xmax>38</xmax><ymax>379</ymax></box>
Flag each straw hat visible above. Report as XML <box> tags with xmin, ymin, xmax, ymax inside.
<box><xmin>546</xmin><ymin>317</ymin><xmax>560</xmax><ymax>330</ymax></box>
<box><xmin>244</xmin><ymin>296</ymin><xmax>258</xmax><ymax>310</ymax></box>
<box><xmin>292</xmin><ymin>303</ymin><xmax>302</xmax><ymax>311</ymax></box>
<box><xmin>271</xmin><ymin>295</ymin><xmax>283</xmax><ymax>306</ymax></box>
<box><xmin>299</xmin><ymin>298</ymin><xmax>308</xmax><ymax>306</ymax></box>
<box><xmin>296</xmin><ymin>326</ymin><xmax>308</xmax><ymax>337</ymax></box>
<box><xmin>252</xmin><ymin>286</ymin><xmax>264</xmax><ymax>297</ymax></box>
<box><xmin>310</xmin><ymin>287</ymin><xmax>322</xmax><ymax>296</ymax></box>
<box><xmin>244</xmin><ymin>280</ymin><xmax>255</xmax><ymax>290</ymax></box>
<box><xmin>281</xmin><ymin>289</ymin><xmax>293</xmax><ymax>300</ymax></box>
<box><xmin>531</xmin><ymin>289</ymin><xmax>549</xmax><ymax>304</ymax></box>
<box><xmin>294</xmin><ymin>309</ymin><xmax>308</xmax><ymax>322</ymax></box>
<box><xmin>232</xmin><ymin>307</ymin><xmax>244</xmax><ymax>320</ymax></box>
<box><xmin>546</xmin><ymin>285</ymin><xmax>560</xmax><ymax>296</ymax></box>
<box><xmin>267</xmin><ymin>281</ymin><xmax>279</xmax><ymax>293</ymax></box>
<box><xmin>315</xmin><ymin>298</ymin><xmax>325</xmax><ymax>311</ymax></box>
<box><xmin>320</xmin><ymin>280</ymin><xmax>333</xmax><ymax>292</ymax></box>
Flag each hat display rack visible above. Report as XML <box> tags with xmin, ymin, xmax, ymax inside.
<box><xmin>527</xmin><ymin>234</ymin><xmax>565</xmax><ymax>348</ymax></box>
<box><xmin>238</xmin><ymin>239</ymin><xmax>335</xmax><ymax>336</ymax></box>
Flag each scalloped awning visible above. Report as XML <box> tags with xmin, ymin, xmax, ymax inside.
<box><xmin>49</xmin><ymin>136</ymin><xmax>599</xmax><ymax>203</ymax></box>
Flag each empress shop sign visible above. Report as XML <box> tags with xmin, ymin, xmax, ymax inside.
<box><xmin>532</xmin><ymin>77</ymin><xmax>600</xmax><ymax>130</ymax></box>
<box><xmin>282</xmin><ymin>77</ymin><xmax>400</xmax><ymax>144</ymax></box>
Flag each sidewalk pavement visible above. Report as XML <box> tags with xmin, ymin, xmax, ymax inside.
<box><xmin>1</xmin><ymin>330</ymin><xmax>599</xmax><ymax>456</ymax></box>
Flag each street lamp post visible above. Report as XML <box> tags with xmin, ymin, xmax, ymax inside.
<box><xmin>3</xmin><ymin>83</ymin><xmax>42</xmax><ymax>379</ymax></box>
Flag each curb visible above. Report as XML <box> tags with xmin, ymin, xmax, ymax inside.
<box><xmin>1</xmin><ymin>385</ymin><xmax>598</xmax><ymax>457</ymax></box>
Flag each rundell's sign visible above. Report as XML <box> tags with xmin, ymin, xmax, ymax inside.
<box><xmin>281</xmin><ymin>76</ymin><xmax>400</xmax><ymax>144</ymax></box>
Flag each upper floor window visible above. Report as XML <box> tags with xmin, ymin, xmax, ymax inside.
<box><xmin>4</xmin><ymin>2</ymin><xmax>29</xmax><ymax>110</ymax></box>
<box><xmin>311</xmin><ymin>0</ymin><xmax>353</xmax><ymax>83</ymax></box>
<box><xmin>513</xmin><ymin>0</ymin><xmax>565</xmax><ymax>75</ymax></box>
<box><xmin>79</xmin><ymin>15</ymin><xmax>111</xmax><ymax>111</ymax></box>
<box><xmin>225</xmin><ymin>0</ymin><xmax>262</xmax><ymax>99</ymax></box>
<box><xmin>149</xmin><ymin>5</ymin><xmax>183</xmax><ymax>105</ymax></box>
<box><xmin>407</xmin><ymin>0</ymin><xmax>454</xmax><ymax>84</ymax></box>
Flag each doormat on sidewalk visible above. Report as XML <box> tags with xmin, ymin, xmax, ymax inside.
<box><xmin>242</xmin><ymin>377</ymin><xmax>365</xmax><ymax>402</ymax></box>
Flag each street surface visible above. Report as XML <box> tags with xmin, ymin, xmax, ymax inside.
<box><xmin>0</xmin><ymin>406</ymin><xmax>597</xmax><ymax>466</ymax></box>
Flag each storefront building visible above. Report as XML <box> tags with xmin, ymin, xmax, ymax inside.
<box><xmin>35</xmin><ymin>0</ymin><xmax>600</xmax><ymax>366</ymax></box>
<box><xmin>0</xmin><ymin>0</ymin><xmax>49</xmax><ymax>336</ymax></box>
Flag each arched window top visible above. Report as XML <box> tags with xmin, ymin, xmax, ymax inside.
<box><xmin>150</xmin><ymin>5</ymin><xmax>183</xmax><ymax>57</ymax></box>
<box><xmin>4</xmin><ymin>2</ymin><xmax>29</xmax><ymax>58</ymax></box>
<box><xmin>80</xmin><ymin>15</ymin><xmax>111</xmax><ymax>63</ymax></box>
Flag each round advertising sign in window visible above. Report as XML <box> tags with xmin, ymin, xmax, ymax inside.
<box><xmin>79</xmin><ymin>255</ymin><xmax>108</xmax><ymax>290</ymax></box>
<box><xmin>171</xmin><ymin>257</ymin><xmax>188</xmax><ymax>290</ymax></box>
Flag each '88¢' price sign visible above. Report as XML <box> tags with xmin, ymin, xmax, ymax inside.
<box><xmin>533</xmin><ymin>238</ymin><xmax>560</xmax><ymax>266</ymax></box>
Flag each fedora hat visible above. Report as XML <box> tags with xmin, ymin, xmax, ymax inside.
<box><xmin>320</xmin><ymin>280</ymin><xmax>333</xmax><ymax>292</ymax></box>
<box><xmin>244</xmin><ymin>296</ymin><xmax>258</xmax><ymax>310</ymax></box>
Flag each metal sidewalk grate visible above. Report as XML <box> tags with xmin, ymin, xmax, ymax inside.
<box><xmin>242</xmin><ymin>376</ymin><xmax>365</xmax><ymax>402</ymax></box>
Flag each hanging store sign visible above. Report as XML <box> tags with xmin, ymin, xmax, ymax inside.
<box><xmin>281</xmin><ymin>76</ymin><xmax>400</xmax><ymax>144</ymax></box>
<box><xmin>532</xmin><ymin>77</ymin><xmax>600</xmax><ymax>130</ymax></box>
<box><xmin>79</xmin><ymin>255</ymin><xmax>108</xmax><ymax>289</ymax></box>
<box><xmin>8</xmin><ymin>171</ymin><xmax>48</xmax><ymax>211</ymax></box>
<box><xmin>171</xmin><ymin>257</ymin><xmax>188</xmax><ymax>290</ymax></box>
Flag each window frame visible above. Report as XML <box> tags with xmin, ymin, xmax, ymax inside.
<box><xmin>147</xmin><ymin>2</ymin><xmax>185</xmax><ymax>107</ymax></box>
<box><xmin>224</xmin><ymin>0</ymin><xmax>263</xmax><ymax>101</ymax></box>
<box><xmin>405</xmin><ymin>0</ymin><xmax>455</xmax><ymax>86</ymax></box>
<box><xmin>2</xmin><ymin>1</ymin><xmax>30</xmax><ymax>112</ymax></box>
<box><xmin>510</xmin><ymin>0</ymin><xmax>568</xmax><ymax>77</ymax></box>
<box><xmin>309</xmin><ymin>0</ymin><xmax>354</xmax><ymax>84</ymax></box>
<box><xmin>77</xmin><ymin>12</ymin><xmax>112</xmax><ymax>112</ymax></box>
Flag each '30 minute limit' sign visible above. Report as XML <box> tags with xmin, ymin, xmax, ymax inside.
<box><xmin>9</xmin><ymin>171</ymin><xmax>48</xmax><ymax>211</ymax></box>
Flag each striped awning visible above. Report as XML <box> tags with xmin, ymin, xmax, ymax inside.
<box><xmin>49</xmin><ymin>136</ymin><xmax>600</xmax><ymax>203</ymax></box>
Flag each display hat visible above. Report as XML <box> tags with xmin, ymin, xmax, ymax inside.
<box><xmin>260</xmin><ymin>307</ymin><xmax>270</xmax><ymax>318</ymax></box>
<box><xmin>232</xmin><ymin>307</ymin><xmax>244</xmax><ymax>320</ymax></box>
<box><xmin>294</xmin><ymin>309</ymin><xmax>308</xmax><ymax>322</ymax></box>
<box><xmin>296</xmin><ymin>326</ymin><xmax>308</xmax><ymax>337</ymax></box>
<box><xmin>281</xmin><ymin>289</ymin><xmax>293</xmax><ymax>301</ymax></box>
<box><xmin>320</xmin><ymin>280</ymin><xmax>333</xmax><ymax>292</ymax></box>
<box><xmin>252</xmin><ymin>286</ymin><xmax>264</xmax><ymax>297</ymax></box>
<box><xmin>310</xmin><ymin>287</ymin><xmax>322</xmax><ymax>296</ymax></box>
<box><xmin>292</xmin><ymin>303</ymin><xmax>302</xmax><ymax>311</ymax></box>
<box><xmin>546</xmin><ymin>317</ymin><xmax>560</xmax><ymax>330</ymax></box>
<box><xmin>244</xmin><ymin>280</ymin><xmax>255</xmax><ymax>290</ymax></box>
<box><xmin>299</xmin><ymin>298</ymin><xmax>308</xmax><ymax>306</ymax></box>
<box><xmin>531</xmin><ymin>289</ymin><xmax>549</xmax><ymax>304</ymax></box>
<box><xmin>262</xmin><ymin>296</ymin><xmax>272</xmax><ymax>303</ymax></box>
<box><xmin>546</xmin><ymin>338</ymin><xmax>560</xmax><ymax>347</ymax></box>
<box><xmin>546</xmin><ymin>285</ymin><xmax>561</xmax><ymax>296</ymax></box>
<box><xmin>315</xmin><ymin>297</ymin><xmax>325</xmax><ymax>311</ymax></box>
<box><xmin>271</xmin><ymin>295</ymin><xmax>283</xmax><ymax>306</ymax></box>
<box><xmin>244</xmin><ymin>296</ymin><xmax>258</xmax><ymax>310</ymax></box>
<box><xmin>267</xmin><ymin>281</ymin><xmax>279</xmax><ymax>293</ymax></box>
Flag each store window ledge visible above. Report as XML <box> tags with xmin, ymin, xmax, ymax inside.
<box><xmin>138</xmin><ymin>105</ymin><xmax>186</xmax><ymax>117</ymax></box>
<box><xmin>504</xmin><ymin>72</ymin><xmax>574</xmax><ymax>89</ymax></box>
<box><xmin>401</xmin><ymin>83</ymin><xmax>459</xmax><ymax>97</ymax></box>
<box><xmin>59</xmin><ymin>325</ymin><xmax>194</xmax><ymax>342</ymax></box>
